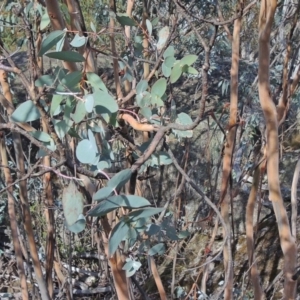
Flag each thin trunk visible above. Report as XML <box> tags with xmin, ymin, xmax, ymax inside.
<box><xmin>258</xmin><ymin>1</ymin><xmax>297</xmax><ymax>298</ymax></box>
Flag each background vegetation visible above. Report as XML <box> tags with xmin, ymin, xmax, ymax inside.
<box><xmin>0</xmin><ymin>0</ymin><xmax>300</xmax><ymax>299</ymax></box>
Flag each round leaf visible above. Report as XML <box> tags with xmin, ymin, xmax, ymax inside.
<box><xmin>67</xmin><ymin>214</ymin><xmax>86</xmax><ymax>234</ymax></box>
<box><xmin>164</xmin><ymin>56</ymin><xmax>176</xmax><ymax>68</ymax></box>
<box><xmin>180</xmin><ymin>54</ymin><xmax>198</xmax><ymax>66</ymax></box>
<box><xmin>151</xmin><ymin>78</ymin><xmax>166</xmax><ymax>97</ymax></box>
<box><xmin>70</xmin><ymin>34</ymin><xmax>87</xmax><ymax>48</ymax></box>
<box><xmin>86</xmin><ymin>72</ymin><xmax>108</xmax><ymax>93</ymax></box>
<box><xmin>162</xmin><ymin>63</ymin><xmax>171</xmax><ymax>77</ymax></box>
<box><xmin>163</xmin><ymin>46</ymin><xmax>175</xmax><ymax>58</ymax></box>
<box><xmin>170</xmin><ymin>63</ymin><xmax>182</xmax><ymax>84</ymax></box>
<box><xmin>157</xmin><ymin>26</ymin><xmax>170</xmax><ymax>52</ymax></box>
<box><xmin>76</xmin><ymin>139</ymin><xmax>96</xmax><ymax>164</ymax></box>
<box><xmin>136</xmin><ymin>80</ymin><xmax>148</xmax><ymax>94</ymax></box>
<box><xmin>62</xmin><ymin>182</ymin><xmax>84</xmax><ymax>227</ymax></box>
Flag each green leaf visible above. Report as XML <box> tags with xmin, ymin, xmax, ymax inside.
<box><xmin>163</xmin><ymin>46</ymin><xmax>175</xmax><ymax>58</ymax></box>
<box><xmin>166</xmin><ymin>226</ymin><xmax>179</xmax><ymax>240</ymax></box>
<box><xmin>151</xmin><ymin>17</ymin><xmax>159</xmax><ymax>26</ymax></box>
<box><xmin>170</xmin><ymin>63</ymin><xmax>182</xmax><ymax>84</ymax></box>
<box><xmin>136</xmin><ymin>91</ymin><xmax>151</xmax><ymax>107</ymax></box>
<box><xmin>180</xmin><ymin>54</ymin><xmax>198</xmax><ymax>66</ymax></box>
<box><xmin>186</xmin><ymin>66</ymin><xmax>198</xmax><ymax>75</ymax></box>
<box><xmin>11</xmin><ymin>100</ymin><xmax>41</xmax><ymax>122</ymax></box>
<box><xmin>57</xmin><ymin>71</ymin><xmax>82</xmax><ymax>92</ymax></box>
<box><xmin>45</xmin><ymin>51</ymin><xmax>85</xmax><ymax>62</ymax></box>
<box><xmin>70</xmin><ymin>34</ymin><xmax>87</xmax><ymax>48</ymax></box>
<box><xmin>84</xmin><ymin>94</ymin><xmax>94</xmax><ymax>113</ymax></box>
<box><xmin>140</xmin><ymin>107</ymin><xmax>152</xmax><ymax>120</ymax></box>
<box><xmin>128</xmin><ymin>207</ymin><xmax>164</xmax><ymax>221</ymax></box>
<box><xmin>164</xmin><ymin>56</ymin><xmax>176</xmax><ymax>68</ymax></box>
<box><xmin>39</xmin><ymin>30</ymin><xmax>66</xmax><ymax>56</ymax></box>
<box><xmin>162</xmin><ymin>63</ymin><xmax>171</xmax><ymax>77</ymax></box>
<box><xmin>122</xmin><ymin>258</ymin><xmax>141</xmax><ymax>277</ymax></box>
<box><xmin>109</xmin><ymin>195</ymin><xmax>150</xmax><ymax>208</ymax></box>
<box><xmin>76</xmin><ymin>139</ymin><xmax>96</xmax><ymax>164</ymax></box>
<box><xmin>151</xmin><ymin>95</ymin><xmax>164</xmax><ymax>107</ymax></box>
<box><xmin>40</xmin><ymin>11</ymin><xmax>50</xmax><ymax>30</ymax></box>
<box><xmin>148</xmin><ymin>243</ymin><xmax>166</xmax><ymax>256</ymax></box>
<box><xmin>67</xmin><ymin>214</ymin><xmax>86</xmax><ymax>234</ymax></box>
<box><xmin>157</xmin><ymin>26</ymin><xmax>169</xmax><ymax>52</ymax></box>
<box><xmin>146</xmin><ymin>224</ymin><xmax>161</xmax><ymax>236</ymax></box>
<box><xmin>172</xmin><ymin>112</ymin><xmax>193</xmax><ymax>138</ymax></box>
<box><xmin>88</xmin><ymin>198</ymin><xmax>121</xmax><ymax>217</ymax></box>
<box><xmin>150</xmin><ymin>151</ymin><xmax>172</xmax><ymax>166</ymax></box>
<box><xmin>97</xmin><ymin>160</ymin><xmax>110</xmax><ymax>170</ymax></box>
<box><xmin>151</xmin><ymin>78</ymin><xmax>166</xmax><ymax>97</ymax></box>
<box><xmin>71</xmin><ymin>100</ymin><xmax>86</xmax><ymax>123</ymax></box>
<box><xmin>136</xmin><ymin>80</ymin><xmax>148</xmax><ymax>94</ymax></box>
<box><xmin>146</xmin><ymin>19</ymin><xmax>152</xmax><ymax>36</ymax></box>
<box><xmin>116</xmin><ymin>13</ymin><xmax>136</xmax><ymax>26</ymax></box>
<box><xmin>62</xmin><ymin>181</ymin><xmax>84</xmax><ymax>226</ymax></box>
<box><xmin>30</xmin><ymin>131</ymin><xmax>52</xmax><ymax>142</ymax></box>
<box><xmin>107</xmin><ymin>169</ymin><xmax>132</xmax><ymax>190</ymax></box>
<box><xmin>88</xmin><ymin>129</ymin><xmax>98</xmax><ymax>153</ymax></box>
<box><xmin>50</xmin><ymin>94</ymin><xmax>64</xmax><ymax>117</ymax></box>
<box><xmin>86</xmin><ymin>72</ymin><xmax>108</xmax><ymax>93</ymax></box>
<box><xmin>93</xmin><ymin>187</ymin><xmax>114</xmax><ymax>201</ymax></box>
<box><xmin>90</xmin><ymin>21</ymin><xmax>96</xmax><ymax>32</ymax></box>
<box><xmin>177</xmin><ymin>230</ymin><xmax>190</xmax><ymax>239</ymax></box>
<box><xmin>35</xmin><ymin>74</ymin><xmax>54</xmax><ymax>87</ymax></box>
<box><xmin>53</xmin><ymin>119</ymin><xmax>73</xmax><ymax>139</ymax></box>
<box><xmin>109</xmin><ymin>220</ymin><xmax>130</xmax><ymax>256</ymax></box>
<box><xmin>176</xmin><ymin>112</ymin><xmax>193</xmax><ymax>125</ymax></box>
<box><xmin>94</xmin><ymin>91</ymin><xmax>118</xmax><ymax>121</ymax></box>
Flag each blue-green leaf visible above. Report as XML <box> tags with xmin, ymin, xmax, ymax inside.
<box><xmin>39</xmin><ymin>30</ymin><xmax>66</xmax><ymax>56</ymax></box>
<box><xmin>86</xmin><ymin>72</ymin><xmax>108</xmax><ymax>93</ymax></box>
<box><xmin>11</xmin><ymin>100</ymin><xmax>41</xmax><ymax>122</ymax></box>
<box><xmin>107</xmin><ymin>169</ymin><xmax>132</xmax><ymax>190</ymax></box>
<box><xmin>163</xmin><ymin>46</ymin><xmax>175</xmax><ymax>58</ymax></box>
<box><xmin>151</xmin><ymin>78</ymin><xmax>166</xmax><ymax>97</ymax></box>
<box><xmin>136</xmin><ymin>80</ymin><xmax>148</xmax><ymax>94</ymax></box>
<box><xmin>45</xmin><ymin>51</ymin><xmax>85</xmax><ymax>62</ymax></box>
<box><xmin>30</xmin><ymin>131</ymin><xmax>52</xmax><ymax>142</ymax></box>
<box><xmin>128</xmin><ymin>207</ymin><xmax>164</xmax><ymax>221</ymax></box>
<box><xmin>116</xmin><ymin>13</ymin><xmax>136</xmax><ymax>26</ymax></box>
<box><xmin>67</xmin><ymin>214</ymin><xmax>86</xmax><ymax>234</ymax></box>
<box><xmin>157</xmin><ymin>26</ymin><xmax>169</xmax><ymax>52</ymax></box>
<box><xmin>180</xmin><ymin>54</ymin><xmax>198</xmax><ymax>66</ymax></box>
<box><xmin>50</xmin><ymin>94</ymin><xmax>64</xmax><ymax>117</ymax></box>
<box><xmin>93</xmin><ymin>186</ymin><xmax>114</xmax><ymax>201</ymax></box>
<box><xmin>76</xmin><ymin>139</ymin><xmax>96</xmax><ymax>164</ymax></box>
<box><xmin>40</xmin><ymin>12</ymin><xmax>50</xmax><ymax>30</ymax></box>
<box><xmin>84</xmin><ymin>94</ymin><xmax>94</xmax><ymax>113</ymax></box>
<box><xmin>148</xmin><ymin>243</ymin><xmax>166</xmax><ymax>256</ymax></box>
<box><xmin>170</xmin><ymin>62</ymin><xmax>182</xmax><ymax>84</ymax></box>
<box><xmin>70</xmin><ymin>34</ymin><xmax>87</xmax><ymax>48</ymax></box>
<box><xmin>62</xmin><ymin>181</ymin><xmax>84</xmax><ymax>226</ymax></box>
<box><xmin>109</xmin><ymin>220</ymin><xmax>130</xmax><ymax>256</ymax></box>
